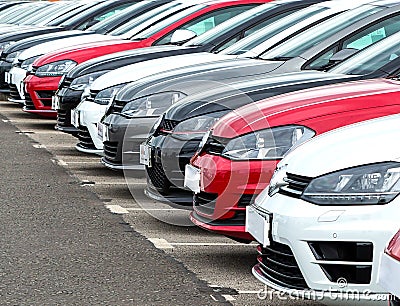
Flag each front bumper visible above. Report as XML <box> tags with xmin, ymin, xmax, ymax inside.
<box><xmin>75</xmin><ymin>101</ymin><xmax>107</xmax><ymax>155</ymax></box>
<box><xmin>190</xmin><ymin>153</ymin><xmax>277</xmax><ymax>240</ymax></box>
<box><xmin>0</xmin><ymin>60</ymin><xmax>12</xmax><ymax>92</ymax></box>
<box><xmin>55</xmin><ymin>86</ymin><xmax>83</xmax><ymax>134</ymax></box>
<box><xmin>23</xmin><ymin>74</ymin><xmax>59</xmax><ymax>118</ymax></box>
<box><xmin>250</xmin><ymin>190</ymin><xmax>399</xmax><ymax>304</ymax></box>
<box><xmin>101</xmin><ymin>114</ymin><xmax>156</xmax><ymax>171</ymax></box>
<box><xmin>8</xmin><ymin>66</ymin><xmax>27</xmax><ymax>104</ymax></box>
<box><xmin>145</xmin><ymin>133</ymin><xmax>202</xmax><ymax>204</ymax></box>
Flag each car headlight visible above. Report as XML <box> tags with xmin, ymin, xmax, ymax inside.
<box><xmin>301</xmin><ymin>162</ymin><xmax>400</xmax><ymax>205</ymax></box>
<box><xmin>0</xmin><ymin>41</ymin><xmax>15</xmax><ymax>57</ymax></box>
<box><xmin>222</xmin><ymin>125</ymin><xmax>315</xmax><ymax>160</ymax></box>
<box><xmin>120</xmin><ymin>92</ymin><xmax>185</xmax><ymax>118</ymax></box>
<box><xmin>94</xmin><ymin>84</ymin><xmax>125</xmax><ymax>105</ymax></box>
<box><xmin>69</xmin><ymin>71</ymin><xmax>108</xmax><ymax>91</ymax></box>
<box><xmin>21</xmin><ymin>55</ymin><xmax>40</xmax><ymax>70</ymax></box>
<box><xmin>35</xmin><ymin>60</ymin><xmax>77</xmax><ymax>77</ymax></box>
<box><xmin>5</xmin><ymin>51</ymin><xmax>21</xmax><ymax>63</ymax></box>
<box><xmin>171</xmin><ymin>112</ymin><xmax>226</xmax><ymax>141</ymax></box>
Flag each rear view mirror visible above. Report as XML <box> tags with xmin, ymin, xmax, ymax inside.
<box><xmin>170</xmin><ymin>29</ymin><xmax>197</xmax><ymax>45</ymax></box>
<box><xmin>330</xmin><ymin>48</ymin><xmax>359</xmax><ymax>62</ymax></box>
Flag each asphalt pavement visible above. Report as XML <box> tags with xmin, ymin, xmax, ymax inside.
<box><xmin>0</xmin><ymin>113</ymin><xmax>225</xmax><ymax>305</ymax></box>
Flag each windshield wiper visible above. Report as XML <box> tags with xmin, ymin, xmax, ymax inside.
<box><xmin>263</xmin><ymin>56</ymin><xmax>293</xmax><ymax>61</ymax></box>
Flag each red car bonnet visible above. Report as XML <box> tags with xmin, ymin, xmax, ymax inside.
<box><xmin>212</xmin><ymin>79</ymin><xmax>400</xmax><ymax>139</ymax></box>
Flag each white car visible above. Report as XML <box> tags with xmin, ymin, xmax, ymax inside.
<box><xmin>74</xmin><ymin>0</ymin><xmax>366</xmax><ymax>153</ymax></box>
<box><xmin>246</xmin><ymin>114</ymin><xmax>400</xmax><ymax>305</ymax></box>
<box><xmin>379</xmin><ymin>229</ymin><xmax>400</xmax><ymax>305</ymax></box>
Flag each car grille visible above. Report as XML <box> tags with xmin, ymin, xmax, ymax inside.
<box><xmin>309</xmin><ymin>241</ymin><xmax>373</xmax><ymax>284</ymax></box>
<box><xmin>161</xmin><ymin>119</ymin><xmax>179</xmax><ymax>131</ymax></box>
<box><xmin>8</xmin><ymin>83</ymin><xmax>21</xmax><ymax>100</ymax></box>
<box><xmin>257</xmin><ymin>242</ymin><xmax>309</xmax><ymax>290</ymax></box>
<box><xmin>107</xmin><ymin>98</ymin><xmax>127</xmax><ymax>115</ymax></box>
<box><xmin>193</xmin><ymin>192</ymin><xmax>218</xmax><ymax>215</ymax></box>
<box><xmin>24</xmin><ymin>91</ymin><xmax>35</xmax><ymax>110</ymax></box>
<box><xmin>36</xmin><ymin>90</ymin><xmax>55</xmax><ymax>107</ymax></box>
<box><xmin>86</xmin><ymin>90</ymin><xmax>98</xmax><ymax>103</ymax></box>
<box><xmin>103</xmin><ymin>141</ymin><xmax>118</xmax><ymax>160</ymax></box>
<box><xmin>279</xmin><ymin>173</ymin><xmax>313</xmax><ymax>198</ymax></box>
<box><xmin>204</xmin><ymin>135</ymin><xmax>229</xmax><ymax>155</ymax></box>
<box><xmin>57</xmin><ymin>109</ymin><xmax>72</xmax><ymax>128</ymax></box>
<box><xmin>147</xmin><ymin>161</ymin><xmax>170</xmax><ymax>191</ymax></box>
<box><xmin>77</xmin><ymin>126</ymin><xmax>95</xmax><ymax>149</ymax></box>
<box><xmin>59</xmin><ymin>76</ymin><xmax>73</xmax><ymax>90</ymax></box>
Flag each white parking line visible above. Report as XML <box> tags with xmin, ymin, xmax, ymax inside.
<box><xmin>125</xmin><ymin>208</ymin><xmax>185</xmax><ymax>211</ymax></box>
<box><xmin>148</xmin><ymin>238</ymin><xmax>174</xmax><ymax>249</ymax></box>
<box><xmin>106</xmin><ymin>205</ymin><xmax>129</xmax><ymax>215</ymax></box>
<box><xmin>170</xmin><ymin>242</ymin><xmax>256</xmax><ymax>247</ymax></box>
<box><xmin>33</xmin><ymin>144</ymin><xmax>46</xmax><ymax>149</ymax></box>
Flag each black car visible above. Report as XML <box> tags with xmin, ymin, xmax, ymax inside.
<box><xmin>0</xmin><ymin>0</ymin><xmax>164</xmax><ymax>94</ymax></box>
<box><xmin>105</xmin><ymin>16</ymin><xmax>400</xmax><ymax>205</ymax></box>
<box><xmin>54</xmin><ymin>0</ymin><xmax>326</xmax><ymax>135</ymax></box>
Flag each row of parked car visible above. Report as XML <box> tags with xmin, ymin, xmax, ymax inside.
<box><xmin>1</xmin><ymin>0</ymin><xmax>400</xmax><ymax>304</ymax></box>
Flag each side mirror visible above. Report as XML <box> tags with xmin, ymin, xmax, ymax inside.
<box><xmin>330</xmin><ymin>48</ymin><xmax>359</xmax><ymax>63</ymax></box>
<box><xmin>170</xmin><ymin>29</ymin><xmax>197</xmax><ymax>45</ymax></box>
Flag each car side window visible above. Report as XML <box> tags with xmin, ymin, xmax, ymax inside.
<box><xmin>305</xmin><ymin>13</ymin><xmax>400</xmax><ymax>70</ymax></box>
<box><xmin>213</xmin><ymin>33</ymin><xmax>242</xmax><ymax>53</ymax></box>
<box><xmin>154</xmin><ymin>5</ymin><xmax>257</xmax><ymax>45</ymax></box>
<box><xmin>76</xmin><ymin>3</ymin><xmax>131</xmax><ymax>31</ymax></box>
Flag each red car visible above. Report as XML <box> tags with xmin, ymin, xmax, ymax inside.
<box><xmin>380</xmin><ymin>229</ymin><xmax>400</xmax><ymax>306</ymax></box>
<box><xmin>188</xmin><ymin>79</ymin><xmax>400</xmax><ymax>241</ymax></box>
<box><xmin>22</xmin><ymin>0</ymin><xmax>267</xmax><ymax>117</ymax></box>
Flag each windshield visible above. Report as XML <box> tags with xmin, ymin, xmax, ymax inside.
<box><xmin>330</xmin><ymin>32</ymin><xmax>400</xmax><ymax>75</ymax></box>
<box><xmin>18</xmin><ymin>3</ymin><xmax>61</xmax><ymax>25</ymax></box>
<box><xmin>260</xmin><ymin>4</ymin><xmax>384</xmax><ymax>60</ymax></box>
<box><xmin>0</xmin><ymin>3</ymin><xmax>38</xmax><ymax>22</ymax></box>
<box><xmin>130</xmin><ymin>4</ymin><xmax>206</xmax><ymax>40</ymax></box>
<box><xmin>88</xmin><ymin>1</ymin><xmax>145</xmax><ymax>32</ymax></box>
<box><xmin>221</xmin><ymin>5</ymin><xmax>329</xmax><ymax>55</ymax></box>
<box><xmin>185</xmin><ymin>2</ymin><xmax>280</xmax><ymax>47</ymax></box>
<box><xmin>109</xmin><ymin>2</ymin><xmax>183</xmax><ymax>37</ymax></box>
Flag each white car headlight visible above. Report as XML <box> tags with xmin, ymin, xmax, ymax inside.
<box><xmin>94</xmin><ymin>84</ymin><xmax>125</xmax><ymax>105</ymax></box>
<box><xmin>302</xmin><ymin>162</ymin><xmax>400</xmax><ymax>205</ymax></box>
<box><xmin>69</xmin><ymin>71</ymin><xmax>108</xmax><ymax>91</ymax></box>
<box><xmin>35</xmin><ymin>60</ymin><xmax>77</xmax><ymax>77</ymax></box>
<box><xmin>120</xmin><ymin>92</ymin><xmax>185</xmax><ymax>118</ymax></box>
<box><xmin>268</xmin><ymin>163</ymin><xmax>288</xmax><ymax>197</ymax></box>
<box><xmin>5</xmin><ymin>50</ymin><xmax>20</xmax><ymax>63</ymax></box>
<box><xmin>21</xmin><ymin>55</ymin><xmax>40</xmax><ymax>70</ymax></box>
<box><xmin>222</xmin><ymin>125</ymin><xmax>315</xmax><ymax>161</ymax></box>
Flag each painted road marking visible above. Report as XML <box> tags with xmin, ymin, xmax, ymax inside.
<box><xmin>106</xmin><ymin>205</ymin><xmax>129</xmax><ymax>215</ymax></box>
<box><xmin>148</xmin><ymin>238</ymin><xmax>174</xmax><ymax>249</ymax></box>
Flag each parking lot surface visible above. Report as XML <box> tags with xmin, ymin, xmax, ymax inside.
<box><xmin>0</xmin><ymin>100</ymin><xmax>320</xmax><ymax>306</ymax></box>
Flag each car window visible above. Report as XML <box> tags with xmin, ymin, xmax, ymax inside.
<box><xmin>260</xmin><ymin>4</ymin><xmax>383</xmax><ymax>60</ymax></box>
<box><xmin>154</xmin><ymin>5</ymin><xmax>257</xmax><ymax>45</ymax></box>
<box><xmin>75</xmin><ymin>3</ymin><xmax>132</xmax><ymax>30</ymax></box>
<box><xmin>330</xmin><ymin>31</ymin><xmax>400</xmax><ymax>75</ymax></box>
<box><xmin>221</xmin><ymin>5</ymin><xmax>329</xmax><ymax>55</ymax></box>
<box><xmin>213</xmin><ymin>34</ymin><xmax>242</xmax><ymax>53</ymax></box>
<box><xmin>306</xmin><ymin>13</ymin><xmax>400</xmax><ymax>70</ymax></box>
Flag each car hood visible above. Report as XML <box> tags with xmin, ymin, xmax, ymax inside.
<box><xmin>5</xmin><ymin>30</ymin><xmax>90</xmax><ymax>54</ymax></box>
<box><xmin>67</xmin><ymin>45</ymin><xmax>193</xmax><ymax>78</ymax></box>
<box><xmin>18</xmin><ymin>34</ymin><xmax>121</xmax><ymax>61</ymax></box>
<box><xmin>162</xmin><ymin>71</ymin><xmax>355</xmax><ymax>121</ymax></box>
<box><xmin>212</xmin><ymin>79</ymin><xmax>400</xmax><ymax>139</ymax></box>
<box><xmin>91</xmin><ymin>53</ymin><xmax>240</xmax><ymax>91</ymax></box>
<box><xmin>282</xmin><ymin>113</ymin><xmax>400</xmax><ymax>178</ymax></box>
